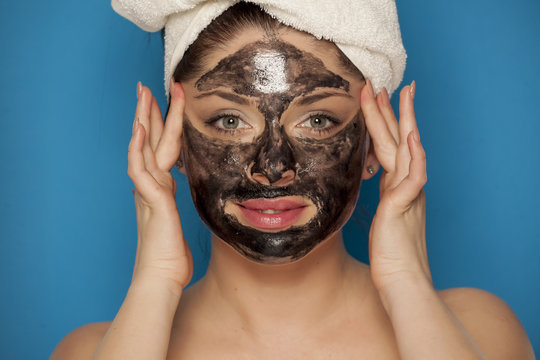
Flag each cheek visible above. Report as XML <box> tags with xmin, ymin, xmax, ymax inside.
<box><xmin>182</xmin><ymin>122</ymin><xmax>257</xmax><ymax>187</ymax></box>
<box><xmin>291</xmin><ymin>124</ymin><xmax>365</xmax><ymax>213</ymax></box>
<box><xmin>294</xmin><ymin>134</ymin><xmax>364</xmax><ymax>182</ymax></box>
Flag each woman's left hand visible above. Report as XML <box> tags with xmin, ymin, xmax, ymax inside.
<box><xmin>360</xmin><ymin>80</ymin><xmax>430</xmax><ymax>295</ymax></box>
<box><xmin>359</xmin><ymin>81</ymin><xmax>534</xmax><ymax>360</ymax></box>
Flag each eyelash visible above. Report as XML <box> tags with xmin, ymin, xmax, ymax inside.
<box><xmin>205</xmin><ymin>112</ymin><xmax>248</xmax><ymax>136</ymax></box>
<box><xmin>298</xmin><ymin>112</ymin><xmax>342</xmax><ymax>136</ymax></box>
<box><xmin>204</xmin><ymin>112</ymin><xmax>342</xmax><ymax>137</ymax></box>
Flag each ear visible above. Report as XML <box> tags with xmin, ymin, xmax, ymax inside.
<box><xmin>176</xmin><ymin>150</ymin><xmax>186</xmax><ymax>175</ymax></box>
<box><xmin>362</xmin><ymin>133</ymin><xmax>380</xmax><ymax>180</ymax></box>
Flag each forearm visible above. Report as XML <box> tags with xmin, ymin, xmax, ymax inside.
<box><xmin>379</xmin><ymin>277</ymin><xmax>487</xmax><ymax>360</ymax></box>
<box><xmin>92</xmin><ymin>275</ymin><xmax>182</xmax><ymax>360</ymax></box>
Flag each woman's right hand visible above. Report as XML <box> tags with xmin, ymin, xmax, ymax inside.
<box><xmin>52</xmin><ymin>82</ymin><xmax>192</xmax><ymax>360</ymax></box>
<box><xmin>128</xmin><ymin>80</ymin><xmax>193</xmax><ymax>291</ymax></box>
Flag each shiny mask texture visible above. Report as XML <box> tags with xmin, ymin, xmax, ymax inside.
<box><xmin>181</xmin><ymin>40</ymin><xmax>366</xmax><ymax>263</ymax></box>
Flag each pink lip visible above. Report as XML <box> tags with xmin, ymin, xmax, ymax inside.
<box><xmin>236</xmin><ymin>198</ymin><xmax>307</xmax><ymax>230</ymax></box>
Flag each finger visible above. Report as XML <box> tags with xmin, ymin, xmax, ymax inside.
<box><xmin>128</xmin><ymin>121</ymin><xmax>161</xmax><ymax>199</ymax></box>
<box><xmin>393</xmin><ymin>142</ymin><xmax>412</xmax><ymax>189</ymax></box>
<box><xmin>156</xmin><ymin>80</ymin><xmax>185</xmax><ymax>171</ymax></box>
<box><xmin>398</xmin><ymin>81</ymin><xmax>418</xmax><ymax>147</ymax></box>
<box><xmin>136</xmin><ymin>85</ymin><xmax>152</xmax><ymax>148</ymax></box>
<box><xmin>393</xmin><ymin>82</ymin><xmax>417</xmax><ymax>183</ymax></box>
<box><xmin>376</xmin><ymin>87</ymin><xmax>399</xmax><ymax>143</ymax></box>
<box><xmin>391</xmin><ymin>130</ymin><xmax>427</xmax><ymax>207</ymax></box>
<box><xmin>150</xmin><ymin>96</ymin><xmax>164</xmax><ymax>151</ymax></box>
<box><xmin>361</xmin><ymin>79</ymin><xmax>398</xmax><ymax>173</ymax></box>
<box><xmin>138</xmin><ymin>86</ymin><xmax>159</xmax><ymax>173</ymax></box>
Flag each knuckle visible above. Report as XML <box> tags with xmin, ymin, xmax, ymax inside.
<box><xmin>376</xmin><ymin>143</ymin><xmax>394</xmax><ymax>156</ymax></box>
<box><xmin>414</xmin><ymin>172</ymin><xmax>427</xmax><ymax>186</ymax></box>
<box><xmin>127</xmin><ymin>165</ymin><xmax>141</xmax><ymax>179</ymax></box>
<box><xmin>127</xmin><ymin>167</ymin><xmax>136</xmax><ymax>179</ymax></box>
<box><xmin>381</xmin><ymin>100</ymin><xmax>394</xmax><ymax>112</ymax></box>
<box><xmin>361</xmin><ymin>97</ymin><xmax>378</xmax><ymax>111</ymax></box>
<box><xmin>367</xmin><ymin>101</ymin><xmax>381</xmax><ymax>113</ymax></box>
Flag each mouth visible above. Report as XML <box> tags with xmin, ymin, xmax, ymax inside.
<box><xmin>233</xmin><ymin>197</ymin><xmax>311</xmax><ymax>231</ymax></box>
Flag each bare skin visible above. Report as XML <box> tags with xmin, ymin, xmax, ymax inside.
<box><xmin>51</xmin><ymin>28</ymin><xmax>535</xmax><ymax>360</ymax></box>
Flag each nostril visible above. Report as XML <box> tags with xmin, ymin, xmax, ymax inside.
<box><xmin>247</xmin><ymin>162</ymin><xmax>296</xmax><ymax>187</ymax></box>
<box><xmin>251</xmin><ymin>173</ymin><xmax>271</xmax><ymax>185</ymax></box>
<box><xmin>248</xmin><ymin>127</ymin><xmax>298</xmax><ymax>186</ymax></box>
<box><xmin>271</xmin><ymin>169</ymin><xmax>295</xmax><ymax>187</ymax></box>
<box><xmin>247</xmin><ymin>162</ymin><xmax>269</xmax><ymax>185</ymax></box>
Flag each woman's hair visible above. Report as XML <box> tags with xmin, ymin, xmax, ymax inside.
<box><xmin>172</xmin><ymin>2</ymin><xmax>363</xmax><ymax>82</ymax></box>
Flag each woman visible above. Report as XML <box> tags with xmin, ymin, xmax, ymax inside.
<box><xmin>52</xmin><ymin>2</ymin><xmax>534</xmax><ymax>359</ymax></box>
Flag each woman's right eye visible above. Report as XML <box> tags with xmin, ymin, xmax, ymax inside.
<box><xmin>210</xmin><ymin>114</ymin><xmax>250</xmax><ymax>131</ymax></box>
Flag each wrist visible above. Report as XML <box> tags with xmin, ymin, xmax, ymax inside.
<box><xmin>376</xmin><ymin>272</ymin><xmax>435</xmax><ymax>314</ymax></box>
<box><xmin>136</xmin><ymin>196</ymin><xmax>179</xmax><ymax>220</ymax></box>
<box><xmin>131</xmin><ymin>270</ymin><xmax>185</xmax><ymax>299</ymax></box>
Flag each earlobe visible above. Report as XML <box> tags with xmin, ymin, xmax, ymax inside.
<box><xmin>176</xmin><ymin>151</ymin><xmax>186</xmax><ymax>175</ymax></box>
<box><xmin>362</xmin><ymin>133</ymin><xmax>380</xmax><ymax>179</ymax></box>
<box><xmin>362</xmin><ymin>162</ymin><xmax>380</xmax><ymax>179</ymax></box>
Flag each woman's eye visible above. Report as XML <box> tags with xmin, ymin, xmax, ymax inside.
<box><xmin>299</xmin><ymin>114</ymin><xmax>336</xmax><ymax>130</ymax></box>
<box><xmin>308</xmin><ymin>116</ymin><xmax>329</xmax><ymax>128</ymax></box>
<box><xmin>213</xmin><ymin>115</ymin><xmax>249</xmax><ymax>130</ymax></box>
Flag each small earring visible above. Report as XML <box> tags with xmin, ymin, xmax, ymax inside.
<box><xmin>367</xmin><ymin>165</ymin><xmax>375</xmax><ymax>175</ymax></box>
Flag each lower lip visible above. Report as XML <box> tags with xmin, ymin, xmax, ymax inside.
<box><xmin>237</xmin><ymin>206</ymin><xmax>306</xmax><ymax>230</ymax></box>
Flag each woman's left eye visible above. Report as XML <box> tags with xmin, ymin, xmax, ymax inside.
<box><xmin>298</xmin><ymin>114</ymin><xmax>338</xmax><ymax>131</ymax></box>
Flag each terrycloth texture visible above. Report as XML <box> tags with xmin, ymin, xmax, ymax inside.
<box><xmin>111</xmin><ymin>0</ymin><xmax>407</xmax><ymax>98</ymax></box>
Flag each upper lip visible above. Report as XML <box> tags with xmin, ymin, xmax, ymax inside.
<box><xmin>237</xmin><ymin>198</ymin><xmax>307</xmax><ymax>211</ymax></box>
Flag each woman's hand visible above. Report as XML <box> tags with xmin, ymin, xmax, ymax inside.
<box><xmin>128</xmin><ymin>80</ymin><xmax>193</xmax><ymax>290</ymax></box>
<box><xmin>360</xmin><ymin>79</ymin><xmax>430</xmax><ymax>294</ymax></box>
<box><xmin>360</xmin><ymin>81</ymin><xmax>494</xmax><ymax>360</ymax></box>
<box><xmin>86</xmin><ymin>81</ymin><xmax>192</xmax><ymax>360</ymax></box>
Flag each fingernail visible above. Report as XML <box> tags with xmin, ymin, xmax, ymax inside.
<box><xmin>409</xmin><ymin>80</ymin><xmax>416</xmax><ymax>100</ymax></box>
<box><xmin>413</xmin><ymin>129</ymin><xmax>420</xmax><ymax>142</ymax></box>
<box><xmin>366</xmin><ymin>78</ymin><xmax>375</xmax><ymax>98</ymax></box>
<box><xmin>140</xmin><ymin>86</ymin><xmax>146</xmax><ymax>102</ymax></box>
<box><xmin>137</xmin><ymin>81</ymin><xmax>142</xmax><ymax>99</ymax></box>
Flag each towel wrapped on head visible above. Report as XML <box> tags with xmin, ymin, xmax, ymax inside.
<box><xmin>111</xmin><ymin>0</ymin><xmax>407</xmax><ymax>98</ymax></box>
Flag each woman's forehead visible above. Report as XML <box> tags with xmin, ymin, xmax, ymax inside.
<box><xmin>192</xmin><ymin>28</ymin><xmax>352</xmax><ymax>89</ymax></box>
<box><xmin>194</xmin><ymin>39</ymin><xmax>350</xmax><ymax>97</ymax></box>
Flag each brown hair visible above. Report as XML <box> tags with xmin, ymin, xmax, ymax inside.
<box><xmin>172</xmin><ymin>2</ymin><xmax>363</xmax><ymax>83</ymax></box>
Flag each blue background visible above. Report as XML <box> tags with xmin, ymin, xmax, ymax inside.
<box><xmin>1</xmin><ymin>1</ymin><xmax>538</xmax><ymax>358</ymax></box>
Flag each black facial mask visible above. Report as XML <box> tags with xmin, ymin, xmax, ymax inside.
<box><xmin>181</xmin><ymin>40</ymin><xmax>366</xmax><ymax>264</ymax></box>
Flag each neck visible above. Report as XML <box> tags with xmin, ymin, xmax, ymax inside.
<box><xmin>195</xmin><ymin>232</ymin><xmax>368</xmax><ymax>337</ymax></box>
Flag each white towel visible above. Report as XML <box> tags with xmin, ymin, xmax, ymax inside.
<box><xmin>111</xmin><ymin>0</ymin><xmax>406</xmax><ymax>98</ymax></box>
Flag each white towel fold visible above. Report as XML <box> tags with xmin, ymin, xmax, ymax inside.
<box><xmin>111</xmin><ymin>0</ymin><xmax>406</xmax><ymax>98</ymax></box>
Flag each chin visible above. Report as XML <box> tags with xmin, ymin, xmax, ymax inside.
<box><xmin>213</xmin><ymin>226</ymin><xmax>345</xmax><ymax>265</ymax></box>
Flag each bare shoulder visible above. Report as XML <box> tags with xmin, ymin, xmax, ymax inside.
<box><xmin>50</xmin><ymin>321</ymin><xmax>111</xmax><ymax>360</ymax></box>
<box><xmin>438</xmin><ymin>287</ymin><xmax>535</xmax><ymax>360</ymax></box>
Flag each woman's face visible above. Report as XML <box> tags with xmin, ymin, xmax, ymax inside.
<box><xmin>180</xmin><ymin>29</ymin><xmax>371</xmax><ymax>264</ymax></box>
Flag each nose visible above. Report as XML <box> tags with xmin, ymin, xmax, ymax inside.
<box><xmin>248</xmin><ymin>123</ymin><xmax>297</xmax><ymax>187</ymax></box>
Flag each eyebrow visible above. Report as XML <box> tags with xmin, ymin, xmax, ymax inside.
<box><xmin>194</xmin><ymin>89</ymin><xmax>353</xmax><ymax>106</ymax></box>
<box><xmin>296</xmin><ymin>91</ymin><xmax>353</xmax><ymax>106</ymax></box>
<box><xmin>195</xmin><ymin>90</ymin><xmax>250</xmax><ymax>105</ymax></box>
